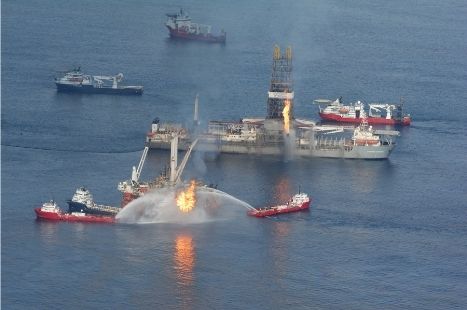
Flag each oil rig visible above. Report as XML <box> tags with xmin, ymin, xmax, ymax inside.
<box><xmin>146</xmin><ymin>46</ymin><xmax>399</xmax><ymax>159</ymax></box>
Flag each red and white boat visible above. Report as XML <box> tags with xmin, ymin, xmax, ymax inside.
<box><xmin>35</xmin><ymin>200</ymin><xmax>115</xmax><ymax>223</ymax></box>
<box><xmin>314</xmin><ymin>98</ymin><xmax>411</xmax><ymax>126</ymax></box>
<box><xmin>165</xmin><ymin>9</ymin><xmax>226</xmax><ymax>43</ymax></box>
<box><xmin>247</xmin><ymin>193</ymin><xmax>311</xmax><ymax>217</ymax></box>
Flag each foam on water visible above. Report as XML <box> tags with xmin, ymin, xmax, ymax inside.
<box><xmin>116</xmin><ymin>186</ymin><xmax>254</xmax><ymax>224</ymax></box>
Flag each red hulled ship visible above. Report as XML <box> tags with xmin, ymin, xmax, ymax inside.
<box><xmin>165</xmin><ymin>9</ymin><xmax>226</xmax><ymax>43</ymax></box>
<box><xmin>314</xmin><ymin>98</ymin><xmax>411</xmax><ymax>126</ymax></box>
<box><xmin>247</xmin><ymin>193</ymin><xmax>311</xmax><ymax>217</ymax></box>
<box><xmin>35</xmin><ymin>200</ymin><xmax>115</xmax><ymax>223</ymax></box>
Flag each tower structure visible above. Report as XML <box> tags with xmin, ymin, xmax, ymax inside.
<box><xmin>267</xmin><ymin>45</ymin><xmax>293</xmax><ymax>120</ymax></box>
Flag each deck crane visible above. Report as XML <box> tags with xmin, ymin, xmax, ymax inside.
<box><xmin>131</xmin><ymin>146</ymin><xmax>149</xmax><ymax>185</ymax></box>
<box><xmin>368</xmin><ymin>103</ymin><xmax>396</xmax><ymax>119</ymax></box>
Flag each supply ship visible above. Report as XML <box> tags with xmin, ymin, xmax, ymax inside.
<box><xmin>165</xmin><ymin>9</ymin><xmax>226</xmax><ymax>43</ymax></box>
<box><xmin>314</xmin><ymin>97</ymin><xmax>411</xmax><ymax>126</ymax></box>
<box><xmin>35</xmin><ymin>187</ymin><xmax>120</xmax><ymax>223</ymax></box>
<box><xmin>146</xmin><ymin>46</ymin><xmax>400</xmax><ymax>159</ymax></box>
<box><xmin>247</xmin><ymin>192</ymin><xmax>311</xmax><ymax>217</ymax></box>
<box><xmin>55</xmin><ymin>67</ymin><xmax>143</xmax><ymax>95</ymax></box>
<box><xmin>35</xmin><ymin>200</ymin><xmax>115</xmax><ymax>223</ymax></box>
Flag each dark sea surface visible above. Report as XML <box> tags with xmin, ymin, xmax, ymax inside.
<box><xmin>2</xmin><ymin>0</ymin><xmax>467</xmax><ymax>308</ymax></box>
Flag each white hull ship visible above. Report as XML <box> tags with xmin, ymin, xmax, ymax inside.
<box><xmin>55</xmin><ymin>68</ymin><xmax>143</xmax><ymax>95</ymax></box>
<box><xmin>145</xmin><ymin>46</ymin><xmax>399</xmax><ymax>159</ymax></box>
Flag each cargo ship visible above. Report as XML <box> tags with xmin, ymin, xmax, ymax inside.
<box><xmin>35</xmin><ymin>200</ymin><xmax>115</xmax><ymax>223</ymax></box>
<box><xmin>55</xmin><ymin>68</ymin><xmax>143</xmax><ymax>95</ymax></box>
<box><xmin>165</xmin><ymin>9</ymin><xmax>226</xmax><ymax>43</ymax></box>
<box><xmin>247</xmin><ymin>192</ymin><xmax>311</xmax><ymax>217</ymax></box>
<box><xmin>314</xmin><ymin>97</ymin><xmax>411</xmax><ymax>126</ymax></box>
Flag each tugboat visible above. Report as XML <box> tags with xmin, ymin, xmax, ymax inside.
<box><xmin>67</xmin><ymin>187</ymin><xmax>121</xmax><ymax>216</ymax></box>
<box><xmin>34</xmin><ymin>200</ymin><xmax>115</xmax><ymax>223</ymax></box>
<box><xmin>55</xmin><ymin>67</ymin><xmax>143</xmax><ymax>95</ymax></box>
<box><xmin>165</xmin><ymin>9</ymin><xmax>226</xmax><ymax>43</ymax></box>
<box><xmin>247</xmin><ymin>192</ymin><xmax>311</xmax><ymax>217</ymax></box>
<box><xmin>314</xmin><ymin>97</ymin><xmax>411</xmax><ymax>126</ymax></box>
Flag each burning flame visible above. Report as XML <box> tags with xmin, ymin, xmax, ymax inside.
<box><xmin>282</xmin><ymin>99</ymin><xmax>291</xmax><ymax>134</ymax></box>
<box><xmin>176</xmin><ymin>180</ymin><xmax>197</xmax><ymax>213</ymax></box>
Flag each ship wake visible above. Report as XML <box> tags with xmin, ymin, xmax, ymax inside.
<box><xmin>116</xmin><ymin>186</ymin><xmax>254</xmax><ymax>224</ymax></box>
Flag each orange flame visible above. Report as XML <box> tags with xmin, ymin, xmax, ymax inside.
<box><xmin>176</xmin><ymin>180</ymin><xmax>197</xmax><ymax>213</ymax></box>
<box><xmin>282</xmin><ymin>99</ymin><xmax>291</xmax><ymax>134</ymax></box>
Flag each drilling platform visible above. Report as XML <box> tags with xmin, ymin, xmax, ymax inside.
<box><xmin>146</xmin><ymin>46</ymin><xmax>399</xmax><ymax>159</ymax></box>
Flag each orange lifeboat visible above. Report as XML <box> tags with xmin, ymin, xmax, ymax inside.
<box><xmin>339</xmin><ymin>107</ymin><xmax>349</xmax><ymax>114</ymax></box>
<box><xmin>354</xmin><ymin>138</ymin><xmax>380</xmax><ymax>146</ymax></box>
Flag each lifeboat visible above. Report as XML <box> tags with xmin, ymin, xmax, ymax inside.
<box><xmin>354</xmin><ymin>138</ymin><xmax>380</xmax><ymax>146</ymax></box>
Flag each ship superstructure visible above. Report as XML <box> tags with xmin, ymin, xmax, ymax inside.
<box><xmin>67</xmin><ymin>187</ymin><xmax>121</xmax><ymax>216</ymax></box>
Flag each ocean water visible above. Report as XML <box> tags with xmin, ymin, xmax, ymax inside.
<box><xmin>2</xmin><ymin>0</ymin><xmax>467</xmax><ymax>309</ymax></box>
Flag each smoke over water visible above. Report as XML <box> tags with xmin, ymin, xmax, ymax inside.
<box><xmin>284</xmin><ymin>129</ymin><xmax>296</xmax><ymax>162</ymax></box>
<box><xmin>116</xmin><ymin>186</ymin><xmax>254</xmax><ymax>224</ymax></box>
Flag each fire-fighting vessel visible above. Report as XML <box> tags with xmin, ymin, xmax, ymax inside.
<box><xmin>165</xmin><ymin>9</ymin><xmax>226</xmax><ymax>43</ymax></box>
<box><xmin>313</xmin><ymin>97</ymin><xmax>411</xmax><ymax>126</ymax></box>
<box><xmin>35</xmin><ymin>200</ymin><xmax>115</xmax><ymax>223</ymax></box>
<box><xmin>247</xmin><ymin>192</ymin><xmax>311</xmax><ymax>217</ymax></box>
<box><xmin>55</xmin><ymin>67</ymin><xmax>143</xmax><ymax>95</ymax></box>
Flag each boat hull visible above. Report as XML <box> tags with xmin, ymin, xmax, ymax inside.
<box><xmin>167</xmin><ymin>28</ymin><xmax>226</xmax><ymax>43</ymax></box>
<box><xmin>319</xmin><ymin>112</ymin><xmax>411</xmax><ymax>126</ymax></box>
<box><xmin>147</xmin><ymin>139</ymin><xmax>394</xmax><ymax>159</ymax></box>
<box><xmin>248</xmin><ymin>201</ymin><xmax>311</xmax><ymax>217</ymax></box>
<box><xmin>56</xmin><ymin>83</ymin><xmax>143</xmax><ymax>95</ymax></box>
<box><xmin>35</xmin><ymin>208</ymin><xmax>115</xmax><ymax>223</ymax></box>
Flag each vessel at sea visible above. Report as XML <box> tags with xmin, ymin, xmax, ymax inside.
<box><xmin>314</xmin><ymin>97</ymin><xmax>411</xmax><ymax>126</ymax></box>
<box><xmin>35</xmin><ymin>200</ymin><xmax>115</xmax><ymax>223</ymax></box>
<box><xmin>165</xmin><ymin>9</ymin><xmax>226</xmax><ymax>43</ymax></box>
<box><xmin>55</xmin><ymin>67</ymin><xmax>143</xmax><ymax>95</ymax></box>
<box><xmin>146</xmin><ymin>46</ymin><xmax>400</xmax><ymax>159</ymax></box>
<box><xmin>247</xmin><ymin>192</ymin><xmax>311</xmax><ymax>217</ymax></box>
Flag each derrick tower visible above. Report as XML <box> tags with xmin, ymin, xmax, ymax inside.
<box><xmin>267</xmin><ymin>45</ymin><xmax>293</xmax><ymax>120</ymax></box>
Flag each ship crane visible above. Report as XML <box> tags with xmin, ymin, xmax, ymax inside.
<box><xmin>131</xmin><ymin>146</ymin><xmax>149</xmax><ymax>185</ymax></box>
<box><xmin>93</xmin><ymin>73</ymin><xmax>124</xmax><ymax>89</ymax></box>
<box><xmin>369</xmin><ymin>103</ymin><xmax>396</xmax><ymax>119</ymax></box>
<box><xmin>169</xmin><ymin>135</ymin><xmax>199</xmax><ymax>185</ymax></box>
